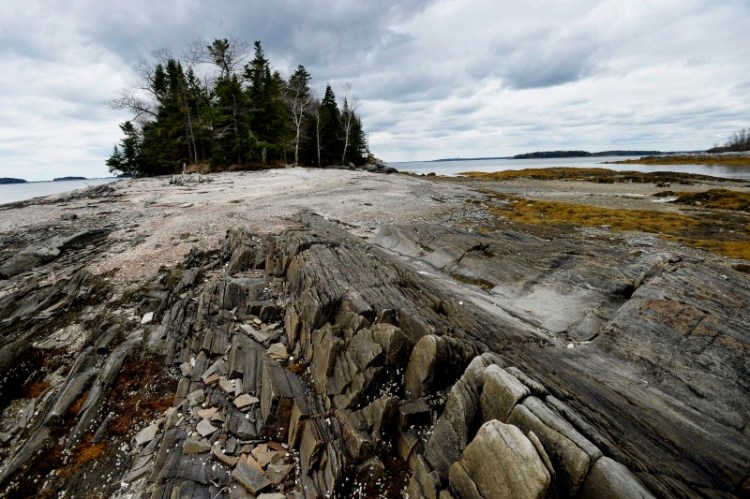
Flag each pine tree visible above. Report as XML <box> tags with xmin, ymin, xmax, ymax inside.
<box><xmin>319</xmin><ymin>84</ymin><xmax>343</xmax><ymax>166</ymax></box>
<box><xmin>244</xmin><ymin>41</ymin><xmax>289</xmax><ymax>163</ymax></box>
<box><xmin>106</xmin><ymin>121</ymin><xmax>142</xmax><ymax>175</ymax></box>
<box><xmin>107</xmin><ymin>38</ymin><xmax>371</xmax><ymax>175</ymax></box>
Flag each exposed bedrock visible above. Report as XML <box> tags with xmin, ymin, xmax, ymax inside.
<box><xmin>263</xmin><ymin>213</ymin><xmax>748</xmax><ymax>498</ymax></box>
<box><xmin>1</xmin><ymin>211</ymin><xmax>748</xmax><ymax>498</ymax></box>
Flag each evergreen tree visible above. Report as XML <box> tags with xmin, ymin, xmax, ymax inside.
<box><xmin>244</xmin><ymin>41</ymin><xmax>289</xmax><ymax>162</ymax></box>
<box><xmin>106</xmin><ymin>38</ymin><xmax>370</xmax><ymax>175</ymax></box>
<box><xmin>211</xmin><ymin>75</ymin><xmax>250</xmax><ymax>165</ymax></box>
<box><xmin>106</xmin><ymin>121</ymin><xmax>142</xmax><ymax>175</ymax></box>
<box><xmin>319</xmin><ymin>84</ymin><xmax>343</xmax><ymax>165</ymax></box>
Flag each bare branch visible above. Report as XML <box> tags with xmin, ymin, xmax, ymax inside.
<box><xmin>106</xmin><ymin>89</ymin><xmax>157</xmax><ymax>121</ymax></box>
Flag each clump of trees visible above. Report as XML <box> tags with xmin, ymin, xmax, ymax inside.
<box><xmin>708</xmin><ymin>128</ymin><xmax>750</xmax><ymax>153</ymax></box>
<box><xmin>107</xmin><ymin>39</ymin><xmax>368</xmax><ymax>176</ymax></box>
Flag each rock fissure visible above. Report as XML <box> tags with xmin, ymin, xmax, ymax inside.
<box><xmin>1</xmin><ymin>206</ymin><xmax>748</xmax><ymax>497</ymax></box>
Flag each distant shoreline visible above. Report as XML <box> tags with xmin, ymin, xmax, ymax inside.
<box><xmin>607</xmin><ymin>154</ymin><xmax>750</xmax><ymax>167</ymax></box>
<box><xmin>418</xmin><ymin>150</ymin><xmax>700</xmax><ymax>163</ymax></box>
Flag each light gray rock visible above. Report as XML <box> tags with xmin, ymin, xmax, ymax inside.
<box><xmin>404</xmin><ymin>335</ymin><xmax>475</xmax><ymax>399</ymax></box>
<box><xmin>187</xmin><ymin>389</ymin><xmax>206</xmax><ymax>407</ymax></box>
<box><xmin>404</xmin><ymin>335</ymin><xmax>441</xmax><ymax>399</ymax></box>
<box><xmin>234</xmin><ymin>394</ymin><xmax>260</xmax><ymax>411</ymax></box>
<box><xmin>579</xmin><ymin>457</ymin><xmax>655</xmax><ymax>499</ymax></box>
<box><xmin>507</xmin><ymin>402</ymin><xmax>592</xmax><ymax>496</ymax></box>
<box><xmin>448</xmin><ymin>420</ymin><xmax>550</xmax><ymax>499</ymax></box>
<box><xmin>424</xmin><ymin>354</ymin><xmax>498</xmax><ymax>480</ymax></box>
<box><xmin>480</xmin><ymin>364</ymin><xmax>529</xmax><ymax>422</ymax></box>
<box><xmin>165</xmin><ymin>407</ymin><xmax>180</xmax><ymax>429</ymax></box>
<box><xmin>201</xmin><ymin>358</ymin><xmax>228</xmax><ymax>381</ymax></box>
<box><xmin>135</xmin><ymin>423</ymin><xmax>160</xmax><ymax>446</ymax></box>
<box><xmin>196</xmin><ymin>419</ymin><xmax>218</xmax><ymax>437</ymax></box>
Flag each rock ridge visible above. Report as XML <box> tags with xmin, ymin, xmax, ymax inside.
<box><xmin>0</xmin><ymin>210</ymin><xmax>748</xmax><ymax>497</ymax></box>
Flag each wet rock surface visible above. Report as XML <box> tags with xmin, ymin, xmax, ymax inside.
<box><xmin>0</xmin><ymin>199</ymin><xmax>748</xmax><ymax>497</ymax></box>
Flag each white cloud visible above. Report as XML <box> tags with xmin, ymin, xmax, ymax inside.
<box><xmin>0</xmin><ymin>0</ymin><xmax>748</xmax><ymax>179</ymax></box>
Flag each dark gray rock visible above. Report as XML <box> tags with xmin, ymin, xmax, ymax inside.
<box><xmin>232</xmin><ymin>461</ymin><xmax>271</xmax><ymax>495</ymax></box>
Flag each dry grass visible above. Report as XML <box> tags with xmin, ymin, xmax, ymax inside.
<box><xmin>462</xmin><ymin>167</ymin><xmax>616</xmax><ymax>181</ymax></box>
<box><xmin>483</xmin><ymin>193</ymin><xmax>750</xmax><ymax>260</ymax></box>
<box><xmin>73</xmin><ymin>439</ymin><xmax>107</xmax><ymax>468</ymax></box>
<box><xmin>669</xmin><ymin>238</ymin><xmax>750</xmax><ymax>260</ymax></box>
<box><xmin>68</xmin><ymin>389</ymin><xmax>90</xmax><ymax>416</ymax></box>
<box><xmin>108</xmin><ymin>355</ymin><xmax>177</xmax><ymax>436</ymax></box>
<box><xmin>22</xmin><ymin>381</ymin><xmax>51</xmax><ymax>398</ymax></box>
<box><xmin>490</xmin><ymin>195</ymin><xmax>698</xmax><ymax>233</ymax></box>
<box><xmin>460</xmin><ymin>167</ymin><xmax>722</xmax><ymax>184</ymax></box>
<box><xmin>655</xmin><ymin>188</ymin><xmax>750</xmax><ymax>212</ymax></box>
<box><xmin>612</xmin><ymin>155</ymin><xmax>750</xmax><ymax>167</ymax></box>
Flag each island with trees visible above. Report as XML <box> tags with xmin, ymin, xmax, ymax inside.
<box><xmin>0</xmin><ymin>178</ymin><xmax>26</xmax><ymax>184</ymax></box>
<box><xmin>107</xmin><ymin>39</ymin><xmax>369</xmax><ymax>177</ymax></box>
<box><xmin>512</xmin><ymin>150</ymin><xmax>664</xmax><ymax>159</ymax></box>
<box><xmin>53</xmin><ymin>176</ymin><xmax>87</xmax><ymax>181</ymax></box>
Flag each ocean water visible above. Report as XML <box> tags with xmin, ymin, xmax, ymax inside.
<box><xmin>391</xmin><ymin>156</ymin><xmax>750</xmax><ymax>180</ymax></box>
<box><xmin>0</xmin><ymin>178</ymin><xmax>118</xmax><ymax>206</ymax></box>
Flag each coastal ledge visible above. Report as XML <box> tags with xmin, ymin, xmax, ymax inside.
<box><xmin>607</xmin><ymin>152</ymin><xmax>750</xmax><ymax>167</ymax></box>
<box><xmin>0</xmin><ymin>168</ymin><xmax>748</xmax><ymax>497</ymax></box>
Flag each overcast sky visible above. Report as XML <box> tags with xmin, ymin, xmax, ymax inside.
<box><xmin>1</xmin><ymin>0</ymin><xmax>749</xmax><ymax>180</ymax></box>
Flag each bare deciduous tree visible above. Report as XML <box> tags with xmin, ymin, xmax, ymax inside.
<box><xmin>186</xmin><ymin>38</ymin><xmax>251</xmax><ymax>80</ymax></box>
<box><xmin>308</xmin><ymin>91</ymin><xmax>322</xmax><ymax>167</ymax></box>
<box><xmin>339</xmin><ymin>84</ymin><xmax>361</xmax><ymax>165</ymax></box>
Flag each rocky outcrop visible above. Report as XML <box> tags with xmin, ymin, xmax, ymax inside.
<box><xmin>0</xmin><ymin>228</ymin><xmax>109</xmax><ymax>278</ymax></box>
<box><xmin>1</xmin><ymin>210</ymin><xmax>748</xmax><ymax>497</ymax></box>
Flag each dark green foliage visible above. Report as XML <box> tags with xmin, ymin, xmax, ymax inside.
<box><xmin>320</xmin><ymin>85</ymin><xmax>344</xmax><ymax>165</ymax></box>
<box><xmin>106</xmin><ymin>122</ymin><xmax>142</xmax><ymax>176</ymax></box>
<box><xmin>107</xmin><ymin>39</ymin><xmax>370</xmax><ymax>176</ymax></box>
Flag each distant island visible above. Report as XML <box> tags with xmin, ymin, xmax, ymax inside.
<box><xmin>428</xmin><ymin>150</ymin><xmax>667</xmax><ymax>162</ymax></box>
<box><xmin>54</xmin><ymin>176</ymin><xmax>87</xmax><ymax>181</ymax></box>
<box><xmin>512</xmin><ymin>150</ymin><xmax>665</xmax><ymax>159</ymax></box>
<box><xmin>0</xmin><ymin>177</ymin><xmax>26</xmax><ymax>184</ymax></box>
<box><xmin>428</xmin><ymin>156</ymin><xmax>511</xmax><ymax>162</ymax></box>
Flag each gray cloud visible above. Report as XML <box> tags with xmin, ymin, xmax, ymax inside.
<box><xmin>0</xmin><ymin>0</ymin><xmax>749</xmax><ymax>180</ymax></box>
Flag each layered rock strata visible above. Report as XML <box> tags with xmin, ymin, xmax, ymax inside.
<box><xmin>1</xmin><ymin>210</ymin><xmax>748</xmax><ymax>498</ymax></box>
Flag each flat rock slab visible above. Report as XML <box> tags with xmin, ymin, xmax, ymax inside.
<box><xmin>235</xmin><ymin>394</ymin><xmax>260</xmax><ymax>411</ymax></box>
<box><xmin>196</xmin><ymin>419</ymin><xmax>218</xmax><ymax>437</ymax></box>
<box><xmin>183</xmin><ymin>438</ymin><xmax>212</xmax><ymax>455</ymax></box>
<box><xmin>135</xmin><ymin>423</ymin><xmax>160</xmax><ymax>446</ymax></box>
<box><xmin>232</xmin><ymin>461</ymin><xmax>271</xmax><ymax>495</ymax></box>
<box><xmin>266</xmin><ymin>343</ymin><xmax>288</xmax><ymax>360</ymax></box>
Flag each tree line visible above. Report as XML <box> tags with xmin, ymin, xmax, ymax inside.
<box><xmin>708</xmin><ymin>128</ymin><xmax>750</xmax><ymax>153</ymax></box>
<box><xmin>107</xmin><ymin>39</ymin><xmax>368</xmax><ymax>176</ymax></box>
